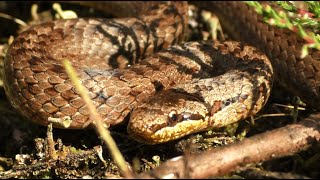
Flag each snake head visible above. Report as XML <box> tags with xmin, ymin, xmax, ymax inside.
<box><xmin>127</xmin><ymin>90</ymin><xmax>210</xmax><ymax>144</ymax></box>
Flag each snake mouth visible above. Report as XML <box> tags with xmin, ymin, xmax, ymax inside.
<box><xmin>130</xmin><ymin>117</ymin><xmax>210</xmax><ymax>144</ymax></box>
<box><xmin>128</xmin><ymin>109</ymin><xmax>208</xmax><ymax>144</ymax></box>
<box><xmin>147</xmin><ymin>112</ymin><xmax>206</xmax><ymax>132</ymax></box>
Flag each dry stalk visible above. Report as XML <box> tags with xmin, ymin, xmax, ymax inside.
<box><xmin>62</xmin><ymin>59</ymin><xmax>134</xmax><ymax>178</ymax></box>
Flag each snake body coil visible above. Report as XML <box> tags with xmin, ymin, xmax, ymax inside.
<box><xmin>4</xmin><ymin>1</ymin><xmax>188</xmax><ymax>128</ymax></box>
<box><xmin>3</xmin><ymin>1</ymin><xmax>316</xmax><ymax>144</ymax></box>
<box><xmin>194</xmin><ymin>1</ymin><xmax>320</xmax><ymax>109</ymax></box>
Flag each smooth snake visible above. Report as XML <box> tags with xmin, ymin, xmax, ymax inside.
<box><xmin>3</xmin><ymin>1</ymin><xmax>319</xmax><ymax>144</ymax></box>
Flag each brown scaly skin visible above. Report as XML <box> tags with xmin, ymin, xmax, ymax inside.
<box><xmin>3</xmin><ymin>1</ymin><xmax>189</xmax><ymax>129</ymax></box>
<box><xmin>3</xmin><ymin>1</ymin><xmax>317</xmax><ymax>144</ymax></box>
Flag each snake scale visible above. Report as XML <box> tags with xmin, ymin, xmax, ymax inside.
<box><xmin>2</xmin><ymin>1</ymin><xmax>319</xmax><ymax>144</ymax></box>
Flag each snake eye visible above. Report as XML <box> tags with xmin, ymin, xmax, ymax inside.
<box><xmin>168</xmin><ymin>110</ymin><xmax>178</xmax><ymax>121</ymax></box>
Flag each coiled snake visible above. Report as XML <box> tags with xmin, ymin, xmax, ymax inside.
<box><xmin>3</xmin><ymin>2</ymin><xmax>320</xmax><ymax>144</ymax></box>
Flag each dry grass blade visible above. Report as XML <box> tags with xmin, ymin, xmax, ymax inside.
<box><xmin>0</xmin><ymin>12</ymin><xmax>27</xmax><ymax>27</ymax></box>
<box><xmin>62</xmin><ymin>59</ymin><xmax>134</xmax><ymax>178</ymax></box>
